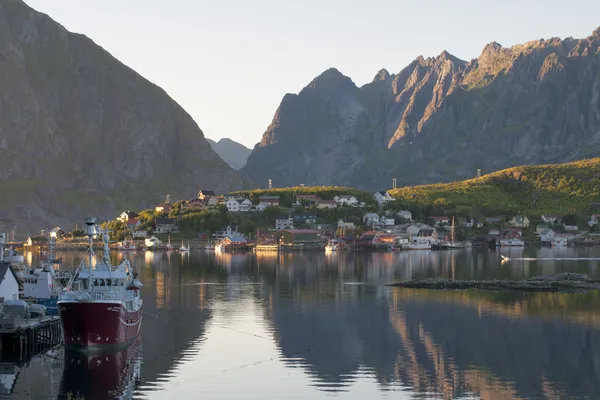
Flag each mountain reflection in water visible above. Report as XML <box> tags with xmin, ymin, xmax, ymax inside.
<box><xmin>5</xmin><ymin>248</ymin><xmax>600</xmax><ymax>399</ymax></box>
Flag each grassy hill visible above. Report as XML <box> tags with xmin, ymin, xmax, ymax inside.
<box><xmin>229</xmin><ymin>186</ymin><xmax>377</xmax><ymax>207</ymax></box>
<box><xmin>387</xmin><ymin>159</ymin><xmax>600</xmax><ymax>221</ymax></box>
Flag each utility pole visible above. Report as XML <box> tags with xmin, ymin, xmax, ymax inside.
<box><xmin>392</xmin><ymin>178</ymin><xmax>397</xmax><ymax>190</ymax></box>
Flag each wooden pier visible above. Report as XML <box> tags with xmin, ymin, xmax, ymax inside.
<box><xmin>0</xmin><ymin>316</ymin><xmax>62</xmax><ymax>360</ymax></box>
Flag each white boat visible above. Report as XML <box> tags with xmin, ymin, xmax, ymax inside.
<box><xmin>404</xmin><ymin>239</ymin><xmax>432</xmax><ymax>250</ymax></box>
<box><xmin>500</xmin><ymin>238</ymin><xmax>524</xmax><ymax>247</ymax></box>
<box><xmin>325</xmin><ymin>238</ymin><xmax>346</xmax><ymax>252</ymax></box>
<box><xmin>180</xmin><ymin>240</ymin><xmax>190</xmax><ymax>252</ymax></box>
<box><xmin>165</xmin><ymin>236</ymin><xmax>174</xmax><ymax>251</ymax></box>
<box><xmin>19</xmin><ymin>233</ymin><xmax>71</xmax><ymax>315</ymax></box>
<box><xmin>117</xmin><ymin>238</ymin><xmax>137</xmax><ymax>251</ymax></box>
<box><xmin>551</xmin><ymin>237</ymin><xmax>568</xmax><ymax>247</ymax></box>
<box><xmin>3</xmin><ymin>246</ymin><xmax>24</xmax><ymax>263</ymax></box>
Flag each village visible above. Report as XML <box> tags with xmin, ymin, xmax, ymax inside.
<box><xmin>14</xmin><ymin>188</ymin><xmax>600</xmax><ymax>253</ymax></box>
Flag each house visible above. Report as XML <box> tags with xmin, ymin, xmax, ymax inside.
<box><xmin>256</xmin><ymin>231</ymin><xmax>276</xmax><ymax>245</ymax></box>
<box><xmin>338</xmin><ymin>219</ymin><xmax>356</xmax><ymax>230</ymax></box>
<box><xmin>296</xmin><ymin>194</ymin><xmax>320</xmax><ymax>203</ymax></box>
<box><xmin>50</xmin><ymin>227</ymin><xmax>66</xmax><ymax>238</ymax></box>
<box><xmin>510</xmin><ymin>215</ymin><xmax>530</xmax><ymax>228</ymax></box>
<box><xmin>502</xmin><ymin>228</ymin><xmax>522</xmax><ymax>238</ymax></box>
<box><xmin>541</xmin><ymin>214</ymin><xmax>562</xmax><ymax>224</ymax></box>
<box><xmin>259</xmin><ymin>195</ymin><xmax>281</xmax><ymax>207</ymax></box>
<box><xmin>430</xmin><ymin>216</ymin><xmax>450</xmax><ymax>227</ymax></box>
<box><xmin>564</xmin><ymin>224</ymin><xmax>579</xmax><ymax>232</ymax></box>
<box><xmin>132</xmin><ymin>230</ymin><xmax>148</xmax><ymax>238</ymax></box>
<box><xmin>118</xmin><ymin>211</ymin><xmax>138</xmax><ymax>223</ymax></box>
<box><xmin>126</xmin><ymin>218</ymin><xmax>140</xmax><ymax>229</ymax></box>
<box><xmin>315</xmin><ymin>199</ymin><xmax>337</xmax><ymax>209</ymax></box>
<box><xmin>221</xmin><ymin>234</ymin><xmax>248</xmax><ymax>249</ymax></box>
<box><xmin>279</xmin><ymin>229</ymin><xmax>322</xmax><ymax>246</ymax></box>
<box><xmin>155</xmin><ymin>218</ymin><xmax>178</xmax><ymax>233</ymax></box>
<box><xmin>416</xmin><ymin>228</ymin><xmax>438</xmax><ymax>243</ymax></box>
<box><xmin>292</xmin><ymin>213</ymin><xmax>317</xmax><ymax>224</ymax></box>
<box><xmin>145</xmin><ymin>236</ymin><xmax>163</xmax><ymax>248</ymax></box>
<box><xmin>239</xmin><ymin>199</ymin><xmax>253</xmax><ymax>212</ymax></box>
<box><xmin>0</xmin><ymin>262</ymin><xmax>20</xmax><ymax>301</ymax></box>
<box><xmin>397</xmin><ymin>210</ymin><xmax>412</xmax><ymax>221</ymax></box>
<box><xmin>182</xmin><ymin>198</ymin><xmax>208</xmax><ymax>212</ymax></box>
<box><xmin>24</xmin><ymin>236</ymin><xmax>48</xmax><ymax>248</ymax></box>
<box><xmin>334</xmin><ymin>195</ymin><xmax>359</xmax><ymax>207</ymax></box>
<box><xmin>363</xmin><ymin>213</ymin><xmax>380</xmax><ymax>226</ymax></box>
<box><xmin>485</xmin><ymin>217</ymin><xmax>503</xmax><ymax>225</ymax></box>
<box><xmin>155</xmin><ymin>202</ymin><xmax>172</xmax><ymax>213</ymax></box>
<box><xmin>256</xmin><ymin>203</ymin><xmax>274</xmax><ymax>212</ymax></box>
<box><xmin>539</xmin><ymin>229</ymin><xmax>556</xmax><ymax>243</ymax></box>
<box><xmin>588</xmin><ymin>214</ymin><xmax>600</xmax><ymax>227</ymax></box>
<box><xmin>380</xmin><ymin>216</ymin><xmax>395</xmax><ymax>226</ymax></box>
<box><xmin>197</xmin><ymin>190</ymin><xmax>216</xmax><ymax>201</ymax></box>
<box><xmin>275</xmin><ymin>215</ymin><xmax>294</xmax><ymax>230</ymax></box>
<box><xmin>213</xmin><ymin>225</ymin><xmax>239</xmax><ymax>239</ymax></box>
<box><xmin>488</xmin><ymin>228</ymin><xmax>500</xmax><ymax>236</ymax></box>
<box><xmin>463</xmin><ymin>218</ymin><xmax>483</xmax><ymax>228</ymax></box>
<box><xmin>373</xmin><ymin>191</ymin><xmax>394</xmax><ymax>206</ymax></box>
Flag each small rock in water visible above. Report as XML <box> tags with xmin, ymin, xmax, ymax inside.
<box><xmin>543</xmin><ymin>272</ymin><xmax>570</xmax><ymax>282</ymax></box>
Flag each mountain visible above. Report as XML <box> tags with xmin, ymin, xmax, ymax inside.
<box><xmin>0</xmin><ymin>0</ymin><xmax>243</xmax><ymax>234</ymax></box>
<box><xmin>206</xmin><ymin>138</ymin><xmax>251</xmax><ymax>170</ymax></box>
<box><xmin>242</xmin><ymin>28</ymin><xmax>600</xmax><ymax>190</ymax></box>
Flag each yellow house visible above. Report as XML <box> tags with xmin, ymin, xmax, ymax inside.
<box><xmin>510</xmin><ymin>216</ymin><xmax>530</xmax><ymax>228</ymax></box>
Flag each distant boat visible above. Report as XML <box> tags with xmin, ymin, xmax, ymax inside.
<box><xmin>446</xmin><ymin>217</ymin><xmax>464</xmax><ymax>249</ymax></box>
<box><xmin>118</xmin><ymin>238</ymin><xmax>137</xmax><ymax>251</ymax></box>
<box><xmin>500</xmin><ymin>238</ymin><xmax>524</xmax><ymax>247</ymax></box>
<box><xmin>404</xmin><ymin>239</ymin><xmax>431</xmax><ymax>250</ymax></box>
<box><xmin>3</xmin><ymin>246</ymin><xmax>24</xmax><ymax>263</ymax></box>
<box><xmin>551</xmin><ymin>237</ymin><xmax>568</xmax><ymax>247</ymax></box>
<box><xmin>180</xmin><ymin>240</ymin><xmax>190</xmax><ymax>252</ymax></box>
<box><xmin>325</xmin><ymin>238</ymin><xmax>347</xmax><ymax>252</ymax></box>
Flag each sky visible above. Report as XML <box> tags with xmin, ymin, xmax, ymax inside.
<box><xmin>23</xmin><ymin>0</ymin><xmax>600</xmax><ymax>148</ymax></box>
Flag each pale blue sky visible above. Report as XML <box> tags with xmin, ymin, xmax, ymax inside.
<box><xmin>24</xmin><ymin>0</ymin><xmax>600</xmax><ymax>148</ymax></box>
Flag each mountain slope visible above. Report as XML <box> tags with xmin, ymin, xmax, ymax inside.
<box><xmin>0</xmin><ymin>0</ymin><xmax>243</xmax><ymax>234</ymax></box>
<box><xmin>206</xmin><ymin>138</ymin><xmax>250</xmax><ymax>170</ymax></box>
<box><xmin>243</xmin><ymin>28</ymin><xmax>600</xmax><ymax>190</ymax></box>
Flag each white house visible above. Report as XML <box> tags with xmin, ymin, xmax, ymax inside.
<box><xmin>239</xmin><ymin>199</ymin><xmax>252</xmax><ymax>212</ymax></box>
<box><xmin>539</xmin><ymin>229</ymin><xmax>556</xmax><ymax>243</ymax></box>
<box><xmin>397</xmin><ymin>210</ymin><xmax>412</xmax><ymax>221</ymax></box>
<box><xmin>0</xmin><ymin>262</ymin><xmax>20</xmax><ymax>301</ymax></box>
<box><xmin>589</xmin><ymin>214</ymin><xmax>600</xmax><ymax>227</ymax></box>
<box><xmin>132</xmin><ymin>230</ymin><xmax>148</xmax><ymax>238</ymax></box>
<box><xmin>117</xmin><ymin>211</ymin><xmax>138</xmax><ymax>223</ymax></box>
<box><xmin>380</xmin><ymin>216</ymin><xmax>395</xmax><ymax>226</ymax></box>
<box><xmin>256</xmin><ymin>203</ymin><xmax>272</xmax><ymax>212</ymax></box>
<box><xmin>338</xmin><ymin>219</ymin><xmax>356</xmax><ymax>230</ymax></box>
<box><xmin>541</xmin><ymin>214</ymin><xmax>562</xmax><ymax>224</ymax></box>
<box><xmin>510</xmin><ymin>215</ymin><xmax>530</xmax><ymax>228</ymax></box>
<box><xmin>145</xmin><ymin>236</ymin><xmax>163</xmax><ymax>248</ymax></box>
<box><xmin>275</xmin><ymin>215</ymin><xmax>294</xmax><ymax>230</ymax></box>
<box><xmin>463</xmin><ymin>218</ymin><xmax>483</xmax><ymax>228</ymax></box>
<box><xmin>363</xmin><ymin>213</ymin><xmax>380</xmax><ymax>226</ymax></box>
<box><xmin>430</xmin><ymin>216</ymin><xmax>450</xmax><ymax>227</ymax></box>
<box><xmin>315</xmin><ymin>200</ymin><xmax>337</xmax><ymax>209</ymax></box>
<box><xmin>155</xmin><ymin>218</ymin><xmax>178</xmax><ymax>233</ymax></box>
<box><xmin>373</xmin><ymin>191</ymin><xmax>394</xmax><ymax>206</ymax></box>
<box><xmin>334</xmin><ymin>195</ymin><xmax>359</xmax><ymax>207</ymax></box>
<box><xmin>564</xmin><ymin>224</ymin><xmax>579</xmax><ymax>232</ymax></box>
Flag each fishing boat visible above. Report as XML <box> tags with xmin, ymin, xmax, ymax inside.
<box><xmin>404</xmin><ymin>238</ymin><xmax>432</xmax><ymax>250</ymax></box>
<box><xmin>391</xmin><ymin>237</ymin><xmax>408</xmax><ymax>252</ymax></box>
<box><xmin>19</xmin><ymin>232</ymin><xmax>71</xmax><ymax>315</ymax></box>
<box><xmin>179</xmin><ymin>240</ymin><xmax>190</xmax><ymax>252</ymax></box>
<box><xmin>551</xmin><ymin>237</ymin><xmax>568</xmax><ymax>247</ymax></box>
<box><xmin>204</xmin><ymin>243</ymin><xmax>215</xmax><ymax>250</ymax></box>
<box><xmin>499</xmin><ymin>238</ymin><xmax>525</xmax><ymax>247</ymax></box>
<box><xmin>117</xmin><ymin>238</ymin><xmax>137</xmax><ymax>251</ymax></box>
<box><xmin>58</xmin><ymin>217</ymin><xmax>143</xmax><ymax>349</ymax></box>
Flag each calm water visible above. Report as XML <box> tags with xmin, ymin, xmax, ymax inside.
<box><xmin>5</xmin><ymin>246</ymin><xmax>600</xmax><ymax>399</ymax></box>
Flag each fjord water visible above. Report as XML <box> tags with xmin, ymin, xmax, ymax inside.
<box><xmin>7</xmin><ymin>247</ymin><xmax>600</xmax><ymax>399</ymax></box>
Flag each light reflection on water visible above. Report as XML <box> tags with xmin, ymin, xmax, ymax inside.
<box><xmin>4</xmin><ymin>247</ymin><xmax>600</xmax><ymax>399</ymax></box>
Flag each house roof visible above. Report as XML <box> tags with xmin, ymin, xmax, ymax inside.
<box><xmin>156</xmin><ymin>218</ymin><xmax>177</xmax><ymax>225</ymax></box>
<box><xmin>156</xmin><ymin>202</ymin><xmax>172</xmax><ymax>209</ymax></box>
<box><xmin>293</xmin><ymin>213</ymin><xmax>317</xmax><ymax>218</ymax></box>
<box><xmin>376</xmin><ymin>191</ymin><xmax>389</xmax><ymax>196</ymax></box>
<box><xmin>0</xmin><ymin>262</ymin><xmax>21</xmax><ymax>285</ymax></box>
<box><xmin>122</xmin><ymin>211</ymin><xmax>138</xmax><ymax>218</ymax></box>
<box><xmin>486</xmin><ymin>217</ymin><xmax>502</xmax><ymax>222</ymax></box>
<box><xmin>281</xmin><ymin>229</ymin><xmax>320</xmax><ymax>234</ymax></box>
<box><xmin>259</xmin><ymin>195</ymin><xmax>280</xmax><ymax>200</ymax></box>
<box><xmin>316</xmin><ymin>199</ymin><xmax>337</xmax><ymax>204</ymax></box>
<box><xmin>296</xmin><ymin>194</ymin><xmax>318</xmax><ymax>198</ymax></box>
<box><xmin>224</xmin><ymin>234</ymin><xmax>247</xmax><ymax>242</ymax></box>
<box><xmin>276</xmin><ymin>215</ymin><xmax>292</xmax><ymax>220</ymax></box>
<box><xmin>430</xmin><ymin>216</ymin><xmax>449</xmax><ymax>220</ymax></box>
<box><xmin>199</xmin><ymin>190</ymin><xmax>216</xmax><ymax>196</ymax></box>
<box><xmin>126</xmin><ymin>218</ymin><xmax>139</xmax><ymax>226</ymax></box>
<box><xmin>337</xmin><ymin>195</ymin><xmax>356</xmax><ymax>199</ymax></box>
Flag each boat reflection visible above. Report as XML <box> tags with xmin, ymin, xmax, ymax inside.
<box><xmin>59</xmin><ymin>336</ymin><xmax>142</xmax><ymax>399</ymax></box>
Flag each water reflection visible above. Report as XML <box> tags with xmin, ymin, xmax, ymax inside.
<box><xmin>11</xmin><ymin>248</ymin><xmax>600</xmax><ymax>399</ymax></box>
<box><xmin>59</xmin><ymin>337</ymin><xmax>142</xmax><ymax>399</ymax></box>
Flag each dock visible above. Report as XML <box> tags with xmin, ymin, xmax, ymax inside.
<box><xmin>0</xmin><ymin>316</ymin><xmax>62</xmax><ymax>360</ymax></box>
<box><xmin>254</xmin><ymin>244</ymin><xmax>280</xmax><ymax>252</ymax></box>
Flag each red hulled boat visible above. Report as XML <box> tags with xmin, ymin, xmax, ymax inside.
<box><xmin>58</xmin><ymin>217</ymin><xmax>143</xmax><ymax>349</ymax></box>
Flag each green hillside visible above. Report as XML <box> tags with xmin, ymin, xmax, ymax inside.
<box><xmin>230</xmin><ymin>186</ymin><xmax>377</xmax><ymax>207</ymax></box>
<box><xmin>387</xmin><ymin>159</ymin><xmax>600</xmax><ymax>220</ymax></box>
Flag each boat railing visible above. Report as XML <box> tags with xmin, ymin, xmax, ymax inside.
<box><xmin>60</xmin><ymin>289</ymin><xmax>135</xmax><ymax>302</ymax></box>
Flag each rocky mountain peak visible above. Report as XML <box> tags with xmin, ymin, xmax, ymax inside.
<box><xmin>373</xmin><ymin>68</ymin><xmax>391</xmax><ymax>82</ymax></box>
<box><xmin>306</xmin><ymin>67</ymin><xmax>353</xmax><ymax>89</ymax></box>
<box><xmin>592</xmin><ymin>26</ymin><xmax>600</xmax><ymax>38</ymax></box>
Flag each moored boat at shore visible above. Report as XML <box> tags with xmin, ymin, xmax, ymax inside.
<box><xmin>58</xmin><ymin>217</ymin><xmax>143</xmax><ymax>350</ymax></box>
<box><xmin>500</xmin><ymin>238</ymin><xmax>525</xmax><ymax>247</ymax></box>
<box><xmin>404</xmin><ymin>238</ymin><xmax>432</xmax><ymax>250</ymax></box>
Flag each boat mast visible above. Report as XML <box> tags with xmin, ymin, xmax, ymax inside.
<box><xmin>84</xmin><ymin>217</ymin><xmax>97</xmax><ymax>289</ymax></box>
